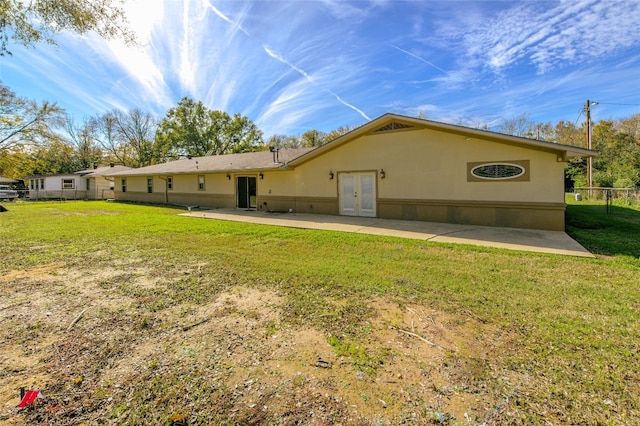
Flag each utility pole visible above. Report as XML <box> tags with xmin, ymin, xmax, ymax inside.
<box><xmin>585</xmin><ymin>100</ymin><xmax>597</xmax><ymax>197</ymax></box>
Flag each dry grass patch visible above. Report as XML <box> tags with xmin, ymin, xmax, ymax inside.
<box><xmin>0</xmin><ymin>263</ymin><xmax>523</xmax><ymax>425</ymax></box>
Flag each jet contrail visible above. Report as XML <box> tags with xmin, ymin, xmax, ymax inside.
<box><xmin>264</xmin><ymin>47</ymin><xmax>371</xmax><ymax>121</ymax></box>
<box><xmin>207</xmin><ymin>2</ymin><xmax>252</xmax><ymax>38</ymax></box>
<box><xmin>389</xmin><ymin>44</ymin><xmax>448</xmax><ymax>74</ymax></box>
<box><xmin>207</xmin><ymin>1</ymin><xmax>371</xmax><ymax>121</ymax></box>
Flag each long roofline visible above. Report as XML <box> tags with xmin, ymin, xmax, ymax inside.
<box><xmin>104</xmin><ymin>148</ymin><xmax>313</xmax><ymax>177</ymax></box>
<box><xmin>105</xmin><ymin>113</ymin><xmax>597</xmax><ymax>177</ymax></box>
<box><xmin>288</xmin><ymin>113</ymin><xmax>597</xmax><ymax>166</ymax></box>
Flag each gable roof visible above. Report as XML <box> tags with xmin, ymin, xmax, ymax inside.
<box><xmin>105</xmin><ymin>148</ymin><xmax>313</xmax><ymax>177</ymax></box>
<box><xmin>288</xmin><ymin>113</ymin><xmax>597</xmax><ymax>166</ymax></box>
<box><xmin>24</xmin><ymin>173</ymin><xmax>82</xmax><ymax>179</ymax></box>
<box><xmin>76</xmin><ymin>165</ymin><xmax>132</xmax><ymax>176</ymax></box>
<box><xmin>102</xmin><ymin>113</ymin><xmax>596</xmax><ymax>177</ymax></box>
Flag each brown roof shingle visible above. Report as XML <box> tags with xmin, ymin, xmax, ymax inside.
<box><xmin>76</xmin><ymin>165</ymin><xmax>133</xmax><ymax>176</ymax></box>
<box><xmin>104</xmin><ymin>148</ymin><xmax>314</xmax><ymax>177</ymax></box>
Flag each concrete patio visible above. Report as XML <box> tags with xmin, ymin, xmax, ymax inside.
<box><xmin>181</xmin><ymin>209</ymin><xmax>594</xmax><ymax>258</ymax></box>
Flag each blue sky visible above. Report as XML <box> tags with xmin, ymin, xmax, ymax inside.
<box><xmin>1</xmin><ymin>0</ymin><xmax>640</xmax><ymax>138</ymax></box>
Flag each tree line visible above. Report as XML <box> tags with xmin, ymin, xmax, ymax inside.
<box><xmin>0</xmin><ymin>3</ymin><xmax>355</xmax><ymax>177</ymax></box>
<box><xmin>0</xmin><ymin>87</ymin><xmax>355</xmax><ymax>177</ymax></box>
<box><xmin>492</xmin><ymin>112</ymin><xmax>640</xmax><ymax>189</ymax></box>
<box><xmin>4</xmin><ymin>1</ymin><xmax>637</xmax><ymax>189</ymax></box>
<box><xmin>2</xmin><ymin>84</ymin><xmax>640</xmax><ymax>190</ymax></box>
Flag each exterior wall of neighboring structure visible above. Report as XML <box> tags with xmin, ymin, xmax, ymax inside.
<box><xmin>85</xmin><ymin>176</ymin><xmax>116</xmax><ymax>200</ymax></box>
<box><xmin>28</xmin><ymin>175</ymin><xmax>87</xmax><ymax>200</ymax></box>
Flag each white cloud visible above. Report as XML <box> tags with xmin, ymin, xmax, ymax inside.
<box><xmin>4</xmin><ymin>0</ymin><xmax>639</xmax><ymax>138</ymax></box>
<box><xmin>88</xmin><ymin>0</ymin><xmax>173</xmax><ymax>109</ymax></box>
<box><xmin>454</xmin><ymin>0</ymin><xmax>640</xmax><ymax>74</ymax></box>
<box><xmin>317</xmin><ymin>0</ymin><xmax>368</xmax><ymax>20</ymax></box>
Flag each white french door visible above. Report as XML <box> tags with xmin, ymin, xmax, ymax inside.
<box><xmin>339</xmin><ymin>172</ymin><xmax>376</xmax><ymax>217</ymax></box>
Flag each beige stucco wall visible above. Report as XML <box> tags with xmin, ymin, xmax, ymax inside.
<box><xmin>111</xmin><ymin>127</ymin><xmax>569</xmax><ymax>230</ymax></box>
<box><xmin>288</xmin><ymin>128</ymin><xmax>565</xmax><ymax>204</ymax></box>
<box><xmin>169</xmin><ymin>173</ymin><xmax>235</xmax><ymax>194</ymax></box>
<box><xmin>257</xmin><ymin>171</ymin><xmax>295</xmax><ymax>197</ymax></box>
<box><xmin>257</xmin><ymin>128</ymin><xmax>567</xmax><ymax>229</ymax></box>
<box><xmin>255</xmin><ymin>170</ymin><xmax>300</xmax><ymax>212</ymax></box>
<box><xmin>115</xmin><ymin>174</ymin><xmax>238</xmax><ymax>207</ymax></box>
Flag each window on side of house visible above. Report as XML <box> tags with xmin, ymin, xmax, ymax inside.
<box><xmin>167</xmin><ymin>176</ymin><xmax>173</xmax><ymax>190</ymax></box>
<box><xmin>86</xmin><ymin>179</ymin><xmax>90</xmax><ymax>190</ymax></box>
<box><xmin>147</xmin><ymin>177</ymin><xmax>153</xmax><ymax>193</ymax></box>
<box><xmin>467</xmin><ymin>160</ymin><xmax>530</xmax><ymax>182</ymax></box>
<box><xmin>198</xmin><ymin>175</ymin><xmax>205</xmax><ymax>191</ymax></box>
<box><xmin>30</xmin><ymin>180</ymin><xmax>35</xmax><ymax>190</ymax></box>
<box><xmin>40</xmin><ymin>179</ymin><xmax>45</xmax><ymax>189</ymax></box>
<box><xmin>62</xmin><ymin>178</ymin><xmax>75</xmax><ymax>189</ymax></box>
<box><xmin>122</xmin><ymin>178</ymin><xmax>127</xmax><ymax>193</ymax></box>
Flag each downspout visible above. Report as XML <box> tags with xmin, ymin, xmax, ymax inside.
<box><xmin>104</xmin><ymin>177</ymin><xmax>115</xmax><ymax>200</ymax></box>
<box><xmin>158</xmin><ymin>176</ymin><xmax>168</xmax><ymax>204</ymax></box>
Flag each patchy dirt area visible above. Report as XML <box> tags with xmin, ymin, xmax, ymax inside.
<box><xmin>1</xmin><ymin>263</ymin><xmax>524</xmax><ymax>425</ymax></box>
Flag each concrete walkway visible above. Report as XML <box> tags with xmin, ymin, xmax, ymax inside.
<box><xmin>181</xmin><ymin>209</ymin><xmax>594</xmax><ymax>258</ymax></box>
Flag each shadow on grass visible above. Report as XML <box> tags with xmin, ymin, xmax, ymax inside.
<box><xmin>566</xmin><ymin>203</ymin><xmax>640</xmax><ymax>258</ymax></box>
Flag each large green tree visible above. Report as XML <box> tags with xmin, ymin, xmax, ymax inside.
<box><xmin>26</xmin><ymin>138</ymin><xmax>76</xmax><ymax>175</ymax></box>
<box><xmin>0</xmin><ymin>149</ymin><xmax>29</xmax><ymax>178</ymax></box>
<box><xmin>0</xmin><ymin>0</ymin><xmax>135</xmax><ymax>56</ymax></box>
<box><xmin>551</xmin><ymin>120</ymin><xmax>587</xmax><ymax>188</ymax></box>
<box><xmin>591</xmin><ymin>120</ymin><xmax>640</xmax><ymax>188</ymax></box>
<box><xmin>155</xmin><ymin>98</ymin><xmax>263</xmax><ymax>157</ymax></box>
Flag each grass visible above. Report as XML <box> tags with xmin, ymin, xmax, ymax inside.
<box><xmin>566</xmin><ymin>196</ymin><xmax>640</xmax><ymax>258</ymax></box>
<box><xmin>1</xmin><ymin>200</ymin><xmax>639</xmax><ymax>424</ymax></box>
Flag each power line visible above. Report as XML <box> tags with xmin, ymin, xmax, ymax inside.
<box><xmin>562</xmin><ymin>107</ymin><xmax>585</xmax><ymax>147</ymax></box>
<box><xmin>574</xmin><ymin>108</ymin><xmax>584</xmax><ymax>128</ymax></box>
<box><xmin>595</xmin><ymin>102</ymin><xmax>640</xmax><ymax>107</ymax></box>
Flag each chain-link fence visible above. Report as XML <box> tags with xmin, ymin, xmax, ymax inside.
<box><xmin>572</xmin><ymin>187</ymin><xmax>640</xmax><ymax>203</ymax></box>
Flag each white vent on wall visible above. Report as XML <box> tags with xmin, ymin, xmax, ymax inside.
<box><xmin>373</xmin><ymin>122</ymin><xmax>414</xmax><ymax>133</ymax></box>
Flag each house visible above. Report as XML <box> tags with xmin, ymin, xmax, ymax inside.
<box><xmin>75</xmin><ymin>164</ymin><xmax>132</xmax><ymax>200</ymax></box>
<box><xmin>106</xmin><ymin>114</ymin><xmax>596</xmax><ymax>231</ymax></box>
<box><xmin>106</xmin><ymin>148</ymin><xmax>312</xmax><ymax>209</ymax></box>
<box><xmin>26</xmin><ymin>173</ymin><xmax>86</xmax><ymax>200</ymax></box>
<box><xmin>26</xmin><ymin>164</ymin><xmax>131</xmax><ymax>200</ymax></box>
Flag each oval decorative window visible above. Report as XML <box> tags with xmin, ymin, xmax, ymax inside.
<box><xmin>471</xmin><ymin>163</ymin><xmax>525</xmax><ymax>180</ymax></box>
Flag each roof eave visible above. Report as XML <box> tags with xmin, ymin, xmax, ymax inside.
<box><xmin>104</xmin><ymin>164</ymin><xmax>293</xmax><ymax>177</ymax></box>
<box><xmin>288</xmin><ymin>113</ymin><xmax>599</xmax><ymax>166</ymax></box>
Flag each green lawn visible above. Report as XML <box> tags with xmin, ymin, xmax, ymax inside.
<box><xmin>0</xmin><ymin>200</ymin><xmax>638</xmax><ymax>425</ymax></box>
<box><xmin>566</xmin><ymin>196</ymin><xmax>640</xmax><ymax>258</ymax></box>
